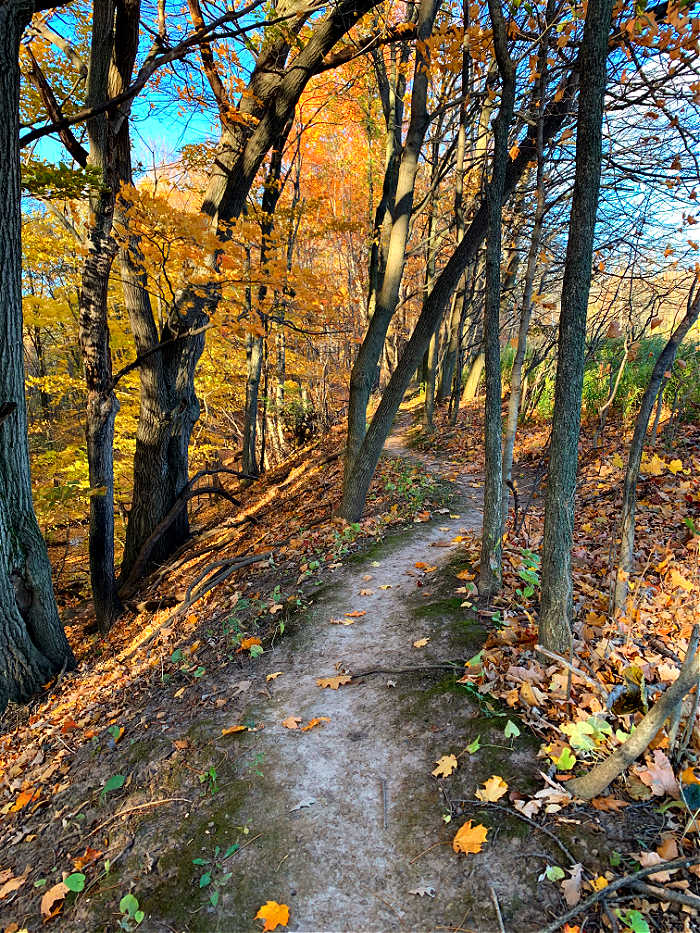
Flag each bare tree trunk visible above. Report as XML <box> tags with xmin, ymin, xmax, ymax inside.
<box><xmin>478</xmin><ymin>0</ymin><xmax>515</xmax><ymax>597</ymax></box>
<box><xmin>0</xmin><ymin>0</ymin><xmax>74</xmax><ymax>712</ymax></box>
<box><xmin>539</xmin><ymin>0</ymin><xmax>614</xmax><ymax>654</ymax></box>
<box><xmin>612</xmin><ymin>281</ymin><xmax>700</xmax><ymax>611</ymax></box>
<box><xmin>501</xmin><ymin>0</ymin><xmax>553</xmax><ymax>524</ymax></box>
<box><xmin>342</xmin><ymin>0</ymin><xmax>441</xmax><ymax>502</ymax></box>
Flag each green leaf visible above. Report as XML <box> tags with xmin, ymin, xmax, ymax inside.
<box><xmin>616</xmin><ymin>909</ymin><xmax>650</xmax><ymax>933</ymax></box>
<box><xmin>193</xmin><ymin>666</ymin><xmax>206</xmax><ymax>678</ymax></box>
<box><xmin>134</xmin><ymin>910</ymin><xmax>145</xmax><ymax>925</ymax></box>
<box><xmin>210</xmin><ymin>890</ymin><xmax>220</xmax><ymax>907</ymax></box>
<box><xmin>108</xmin><ymin>724</ymin><xmax>122</xmax><ymax>740</ymax></box>
<box><xmin>34</xmin><ymin>878</ymin><xmax>47</xmax><ymax>888</ymax></box>
<box><xmin>545</xmin><ymin>865</ymin><xmax>565</xmax><ymax>881</ymax></box>
<box><xmin>101</xmin><ymin>774</ymin><xmax>126</xmax><ymax>798</ymax></box>
<box><xmin>610</xmin><ymin>850</ymin><xmax>622</xmax><ymax>867</ymax></box>
<box><xmin>120</xmin><ymin>893</ymin><xmax>140</xmax><ymax>917</ymax></box>
<box><xmin>466</xmin><ymin>651</ymin><xmax>483</xmax><ymax>668</ymax></box>
<box><xmin>199</xmin><ymin>872</ymin><xmax>211</xmax><ymax>888</ymax></box>
<box><xmin>64</xmin><ymin>872</ymin><xmax>86</xmax><ymax>893</ymax></box>
<box><xmin>561</xmin><ymin>720</ymin><xmax>596</xmax><ymax>751</ymax></box>
<box><xmin>504</xmin><ymin>720</ymin><xmax>520</xmax><ymax>739</ymax></box>
<box><xmin>466</xmin><ymin>736</ymin><xmax>481</xmax><ymax>754</ymax></box>
<box><xmin>554</xmin><ymin>746</ymin><xmax>576</xmax><ymax>771</ymax></box>
<box><xmin>223</xmin><ymin>844</ymin><xmax>239</xmax><ymax>859</ymax></box>
<box><xmin>171</xmin><ymin>648</ymin><xmax>183</xmax><ymax>663</ymax></box>
<box><xmin>192</xmin><ymin>858</ymin><xmax>208</xmax><ymax>866</ymax></box>
<box><xmin>249</xmin><ymin>645</ymin><xmax>264</xmax><ymax>658</ymax></box>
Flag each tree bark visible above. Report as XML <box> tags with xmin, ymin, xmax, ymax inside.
<box><xmin>0</xmin><ymin>0</ymin><xmax>74</xmax><ymax>712</ymax></box>
<box><xmin>538</xmin><ymin>0</ymin><xmax>614</xmax><ymax>654</ymax></box>
<box><xmin>478</xmin><ymin>0</ymin><xmax>515</xmax><ymax>597</ymax></box>
<box><xmin>341</xmin><ymin>0</ymin><xmax>441</xmax><ymax>503</ymax></box>
<box><xmin>612</xmin><ymin>281</ymin><xmax>700</xmax><ymax>611</ymax></box>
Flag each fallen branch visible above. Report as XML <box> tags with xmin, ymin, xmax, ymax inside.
<box><xmin>630</xmin><ymin>880</ymin><xmax>700</xmax><ymax>910</ymax></box>
<box><xmin>536</xmin><ymin>855</ymin><xmax>700</xmax><ymax>933</ymax></box>
<box><xmin>566</xmin><ymin>624</ymin><xmax>698</xmax><ymax>799</ymax></box>
<box><xmin>535</xmin><ymin>643</ymin><xmax>608</xmax><ymax>699</ymax></box>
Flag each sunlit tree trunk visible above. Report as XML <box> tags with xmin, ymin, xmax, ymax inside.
<box><xmin>612</xmin><ymin>282</ymin><xmax>700</xmax><ymax>612</ymax></box>
<box><xmin>539</xmin><ymin>0</ymin><xmax>614</xmax><ymax>654</ymax></box>
<box><xmin>0</xmin><ymin>0</ymin><xmax>74</xmax><ymax>711</ymax></box>
<box><xmin>342</xmin><ymin>0</ymin><xmax>441</xmax><ymax>504</ymax></box>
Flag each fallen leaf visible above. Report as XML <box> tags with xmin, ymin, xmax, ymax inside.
<box><xmin>289</xmin><ymin>798</ymin><xmax>316</xmax><ymax>812</ymax></box>
<box><xmin>591</xmin><ymin>796</ymin><xmax>629</xmax><ymax>812</ymax></box>
<box><xmin>238</xmin><ymin>637</ymin><xmax>262</xmax><ymax>652</ymax></box>
<box><xmin>668</xmin><ymin>568</ymin><xmax>693</xmax><ymax>592</ymax></box>
<box><xmin>301</xmin><ymin>717</ymin><xmax>330</xmax><ymax>732</ymax></box>
<box><xmin>359</xmin><ymin>589</ymin><xmax>374</xmax><ymax>596</ymax></box>
<box><xmin>408</xmin><ymin>884</ymin><xmax>436</xmax><ymax>897</ymax></box>
<box><xmin>9</xmin><ymin>788</ymin><xmax>36</xmax><ymax>812</ymax></box>
<box><xmin>475</xmin><ymin>775</ymin><xmax>508</xmax><ymax>802</ymax></box>
<box><xmin>41</xmin><ymin>881</ymin><xmax>68</xmax><ymax>919</ymax></box>
<box><xmin>452</xmin><ymin>820</ymin><xmax>488</xmax><ymax>854</ymax></box>
<box><xmin>590</xmin><ymin>876</ymin><xmax>608</xmax><ymax>892</ymax></box>
<box><xmin>638</xmin><ymin>749</ymin><xmax>680</xmax><ymax>798</ymax></box>
<box><xmin>221</xmin><ymin>725</ymin><xmax>248</xmax><ymax>736</ymax></box>
<box><xmin>432</xmin><ymin>755</ymin><xmax>458</xmax><ymax>778</ymax></box>
<box><xmin>344</xmin><ymin>610</ymin><xmax>366</xmax><ymax>618</ymax></box>
<box><xmin>72</xmin><ymin>846</ymin><xmax>102</xmax><ymax>870</ymax></box>
<box><xmin>255</xmin><ymin>900</ymin><xmax>289</xmax><ymax>932</ymax></box>
<box><xmin>266</xmin><ymin>672</ymin><xmax>283</xmax><ymax>682</ymax></box>
<box><xmin>316</xmin><ymin>675</ymin><xmax>352</xmax><ymax>689</ymax></box>
<box><xmin>413</xmin><ymin>638</ymin><xmax>429</xmax><ymax>648</ymax></box>
<box><xmin>561</xmin><ymin>864</ymin><xmax>583</xmax><ymax>906</ymax></box>
<box><xmin>282</xmin><ymin>716</ymin><xmax>302</xmax><ymax>730</ymax></box>
<box><xmin>0</xmin><ymin>870</ymin><xmax>28</xmax><ymax>900</ymax></box>
<box><xmin>635</xmin><ymin>851</ymin><xmax>673</xmax><ymax>882</ymax></box>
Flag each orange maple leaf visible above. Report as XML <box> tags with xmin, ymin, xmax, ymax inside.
<box><xmin>452</xmin><ymin>820</ymin><xmax>488</xmax><ymax>854</ymax></box>
<box><xmin>9</xmin><ymin>787</ymin><xmax>36</xmax><ymax>812</ymax></box>
<box><xmin>221</xmin><ymin>725</ymin><xmax>248</xmax><ymax>736</ymax></box>
<box><xmin>72</xmin><ymin>846</ymin><xmax>102</xmax><ymax>870</ymax></box>
<box><xmin>255</xmin><ymin>900</ymin><xmax>289</xmax><ymax>932</ymax></box>
<box><xmin>316</xmin><ymin>675</ymin><xmax>352</xmax><ymax>689</ymax></box>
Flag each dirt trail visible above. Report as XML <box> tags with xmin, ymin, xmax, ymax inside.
<box><xmin>142</xmin><ymin>424</ymin><xmax>556</xmax><ymax>932</ymax></box>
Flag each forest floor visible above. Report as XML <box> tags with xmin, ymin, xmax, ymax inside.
<box><xmin>1</xmin><ymin>399</ymin><xmax>699</xmax><ymax>932</ymax></box>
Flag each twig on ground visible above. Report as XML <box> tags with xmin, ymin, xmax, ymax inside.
<box><xmin>489</xmin><ymin>884</ymin><xmax>507</xmax><ymax>933</ymax></box>
<box><xmin>409</xmin><ymin>839</ymin><xmax>452</xmax><ymax>864</ymax></box>
<box><xmin>352</xmin><ymin>662</ymin><xmax>464</xmax><ymax>679</ymax></box>
<box><xmin>535</xmin><ymin>643</ymin><xmax>608</xmax><ymax>699</ymax></box>
<box><xmin>85</xmin><ymin>797</ymin><xmax>191</xmax><ymax>839</ymax></box>
<box><xmin>453</xmin><ymin>799</ymin><xmax>577</xmax><ymax>866</ymax></box>
<box><xmin>536</xmin><ymin>855</ymin><xmax>700</xmax><ymax>933</ymax></box>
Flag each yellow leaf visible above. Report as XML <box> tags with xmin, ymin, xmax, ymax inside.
<box><xmin>432</xmin><ymin>754</ymin><xmax>458</xmax><ymax>778</ymax></box>
<box><xmin>452</xmin><ymin>820</ymin><xmax>488</xmax><ymax>854</ymax></box>
<box><xmin>669</xmin><ymin>568</ymin><xmax>693</xmax><ymax>591</ymax></box>
<box><xmin>301</xmin><ymin>716</ymin><xmax>330</xmax><ymax>732</ymax></box>
<box><xmin>221</xmin><ymin>725</ymin><xmax>248</xmax><ymax>736</ymax></box>
<box><xmin>266</xmin><ymin>672</ymin><xmax>283</xmax><ymax>682</ymax></box>
<box><xmin>668</xmin><ymin>458</ymin><xmax>683</xmax><ymax>474</ymax></box>
<box><xmin>255</xmin><ymin>901</ymin><xmax>289</xmax><ymax>932</ymax></box>
<box><xmin>316</xmin><ymin>675</ymin><xmax>352</xmax><ymax>689</ymax></box>
<box><xmin>590</xmin><ymin>875</ymin><xmax>608</xmax><ymax>892</ymax></box>
<box><xmin>612</xmin><ymin>453</ymin><xmax>624</xmax><ymax>469</ymax></box>
<box><xmin>475</xmin><ymin>775</ymin><xmax>508</xmax><ymax>802</ymax></box>
<box><xmin>413</xmin><ymin>638</ymin><xmax>429</xmax><ymax>648</ymax></box>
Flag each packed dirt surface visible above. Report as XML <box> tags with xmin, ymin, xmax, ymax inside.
<box><xmin>2</xmin><ymin>423</ymin><xmax>580</xmax><ymax>933</ymax></box>
<box><xmin>107</xmin><ymin>428</ymin><xmax>560</xmax><ymax>933</ymax></box>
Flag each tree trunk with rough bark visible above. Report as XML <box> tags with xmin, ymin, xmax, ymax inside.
<box><xmin>612</xmin><ymin>281</ymin><xmax>700</xmax><ymax>612</ymax></box>
<box><xmin>0</xmin><ymin>0</ymin><xmax>75</xmax><ymax>712</ymax></box>
<box><xmin>478</xmin><ymin>0</ymin><xmax>515</xmax><ymax>597</ymax></box>
<box><xmin>538</xmin><ymin>0</ymin><xmax>614</xmax><ymax>654</ymax></box>
<box><xmin>342</xmin><ymin>0</ymin><xmax>441</xmax><ymax>503</ymax></box>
